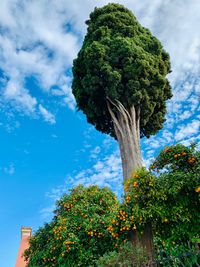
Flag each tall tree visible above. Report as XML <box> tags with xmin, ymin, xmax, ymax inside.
<box><xmin>72</xmin><ymin>3</ymin><xmax>172</xmax><ymax>181</ymax></box>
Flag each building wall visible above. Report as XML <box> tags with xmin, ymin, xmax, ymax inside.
<box><xmin>15</xmin><ymin>227</ymin><xmax>32</xmax><ymax>267</ymax></box>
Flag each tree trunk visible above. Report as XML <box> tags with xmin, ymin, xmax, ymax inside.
<box><xmin>107</xmin><ymin>98</ymin><xmax>155</xmax><ymax>265</ymax></box>
<box><xmin>107</xmin><ymin>99</ymin><xmax>142</xmax><ymax>181</ymax></box>
<box><xmin>130</xmin><ymin>225</ymin><xmax>155</xmax><ymax>266</ymax></box>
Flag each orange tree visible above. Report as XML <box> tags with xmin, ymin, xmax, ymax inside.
<box><xmin>149</xmin><ymin>143</ymin><xmax>200</xmax><ymax>243</ymax></box>
<box><xmin>150</xmin><ymin>143</ymin><xmax>199</xmax><ymax>173</ymax></box>
<box><xmin>25</xmin><ymin>144</ymin><xmax>200</xmax><ymax>266</ymax></box>
<box><xmin>107</xmin><ymin>168</ymin><xmax>158</xmax><ymax>251</ymax></box>
<box><xmin>107</xmin><ymin>144</ymin><xmax>200</xmax><ymax>264</ymax></box>
<box><xmin>24</xmin><ymin>185</ymin><xmax>120</xmax><ymax>267</ymax></box>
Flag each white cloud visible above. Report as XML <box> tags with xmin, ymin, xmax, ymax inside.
<box><xmin>51</xmin><ymin>134</ymin><xmax>58</xmax><ymax>138</ymax></box>
<box><xmin>90</xmin><ymin>146</ymin><xmax>101</xmax><ymax>159</ymax></box>
<box><xmin>39</xmin><ymin>104</ymin><xmax>56</xmax><ymax>124</ymax></box>
<box><xmin>175</xmin><ymin>120</ymin><xmax>200</xmax><ymax>141</ymax></box>
<box><xmin>188</xmin><ymin>95</ymin><xmax>199</xmax><ymax>112</ymax></box>
<box><xmin>162</xmin><ymin>130</ymin><xmax>173</xmax><ymax>143</ymax></box>
<box><xmin>181</xmin><ymin>136</ymin><xmax>200</xmax><ymax>147</ymax></box>
<box><xmin>69</xmin><ymin>151</ymin><xmax>123</xmax><ymax>189</ymax></box>
<box><xmin>142</xmin><ymin>156</ymin><xmax>155</xmax><ymax>169</ymax></box>
<box><xmin>178</xmin><ymin>110</ymin><xmax>193</xmax><ymax>121</ymax></box>
<box><xmin>39</xmin><ymin>205</ymin><xmax>55</xmax><ymax>221</ymax></box>
<box><xmin>0</xmin><ymin>0</ymin><xmax>80</xmax><ymax>121</ymax></box>
<box><xmin>144</xmin><ymin>136</ymin><xmax>166</xmax><ymax>149</ymax></box>
<box><xmin>3</xmin><ymin>162</ymin><xmax>15</xmax><ymax>175</ymax></box>
<box><xmin>40</xmin><ymin>150</ymin><xmax>121</xmax><ymax>219</ymax></box>
<box><xmin>3</xmin><ymin>79</ymin><xmax>37</xmax><ymax>113</ymax></box>
<box><xmin>41</xmin><ymin>147</ymin><xmax>123</xmax><ymax>219</ymax></box>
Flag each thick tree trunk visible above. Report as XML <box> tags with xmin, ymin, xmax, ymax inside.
<box><xmin>107</xmin><ymin>98</ymin><xmax>155</xmax><ymax>265</ymax></box>
<box><xmin>141</xmin><ymin>224</ymin><xmax>155</xmax><ymax>263</ymax></box>
<box><xmin>130</xmin><ymin>225</ymin><xmax>155</xmax><ymax>265</ymax></box>
<box><xmin>107</xmin><ymin>99</ymin><xmax>142</xmax><ymax>181</ymax></box>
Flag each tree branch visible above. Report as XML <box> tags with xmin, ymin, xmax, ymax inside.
<box><xmin>136</xmin><ymin>106</ymin><xmax>140</xmax><ymax>140</ymax></box>
<box><xmin>115</xmin><ymin>99</ymin><xmax>133</xmax><ymax>125</ymax></box>
<box><xmin>130</xmin><ymin>105</ymin><xmax>137</xmax><ymax>129</ymax></box>
<box><xmin>106</xmin><ymin>99</ymin><xmax>124</xmax><ymax>138</ymax></box>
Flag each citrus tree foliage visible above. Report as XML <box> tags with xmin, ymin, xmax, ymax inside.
<box><xmin>107</xmin><ymin>144</ymin><xmax>200</xmax><ymax>245</ymax></box>
<box><xmin>24</xmin><ymin>185</ymin><xmax>120</xmax><ymax>267</ymax></box>
<box><xmin>108</xmin><ymin>168</ymin><xmax>158</xmax><ymax>242</ymax></box>
<box><xmin>150</xmin><ymin>143</ymin><xmax>200</xmax><ymax>242</ymax></box>
<box><xmin>25</xmin><ymin>145</ymin><xmax>199</xmax><ymax>266</ymax></box>
<box><xmin>102</xmin><ymin>144</ymin><xmax>200</xmax><ymax>265</ymax></box>
<box><xmin>150</xmin><ymin>143</ymin><xmax>199</xmax><ymax>173</ymax></box>
<box><xmin>72</xmin><ymin>3</ymin><xmax>172</xmax><ymax>139</ymax></box>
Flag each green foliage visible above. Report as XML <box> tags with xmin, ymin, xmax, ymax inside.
<box><xmin>25</xmin><ymin>144</ymin><xmax>199</xmax><ymax>266</ymax></box>
<box><xmin>109</xmin><ymin>144</ymin><xmax>200</xmax><ymax>245</ymax></box>
<box><xmin>24</xmin><ymin>185</ymin><xmax>120</xmax><ymax>267</ymax></box>
<box><xmin>72</xmin><ymin>3</ymin><xmax>172</xmax><ymax>139</ymax></box>
<box><xmin>155</xmin><ymin>237</ymin><xmax>200</xmax><ymax>267</ymax></box>
<box><xmin>149</xmin><ymin>143</ymin><xmax>199</xmax><ymax>173</ymax></box>
<box><xmin>106</xmin><ymin>168</ymin><xmax>158</xmax><ymax>242</ymax></box>
<box><xmin>108</xmin><ymin>144</ymin><xmax>200</xmax><ymax>265</ymax></box>
<box><xmin>97</xmin><ymin>240</ymin><xmax>200</xmax><ymax>267</ymax></box>
<box><xmin>96</xmin><ymin>242</ymin><xmax>149</xmax><ymax>267</ymax></box>
<box><xmin>150</xmin><ymin>144</ymin><xmax>200</xmax><ymax>243</ymax></box>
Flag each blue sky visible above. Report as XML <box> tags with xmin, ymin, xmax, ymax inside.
<box><xmin>0</xmin><ymin>1</ymin><xmax>200</xmax><ymax>266</ymax></box>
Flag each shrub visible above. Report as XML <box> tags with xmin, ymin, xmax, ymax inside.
<box><xmin>95</xmin><ymin>242</ymin><xmax>149</xmax><ymax>267</ymax></box>
<box><xmin>155</xmin><ymin>237</ymin><xmax>200</xmax><ymax>267</ymax></box>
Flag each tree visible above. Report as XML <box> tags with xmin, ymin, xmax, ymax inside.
<box><xmin>24</xmin><ymin>185</ymin><xmax>120</xmax><ymax>267</ymax></box>
<box><xmin>72</xmin><ymin>3</ymin><xmax>172</xmax><ymax>181</ymax></box>
<box><xmin>150</xmin><ymin>144</ymin><xmax>200</xmax><ymax>243</ymax></box>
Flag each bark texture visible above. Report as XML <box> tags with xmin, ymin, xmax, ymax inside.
<box><xmin>107</xmin><ymin>98</ymin><xmax>155</xmax><ymax>265</ymax></box>
<box><xmin>107</xmin><ymin>98</ymin><xmax>142</xmax><ymax>181</ymax></box>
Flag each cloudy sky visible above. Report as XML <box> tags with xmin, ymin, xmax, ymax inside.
<box><xmin>0</xmin><ymin>0</ymin><xmax>200</xmax><ymax>266</ymax></box>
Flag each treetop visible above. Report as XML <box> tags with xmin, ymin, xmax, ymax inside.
<box><xmin>72</xmin><ymin>3</ymin><xmax>172</xmax><ymax>138</ymax></box>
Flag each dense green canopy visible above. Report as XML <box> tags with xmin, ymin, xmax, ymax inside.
<box><xmin>72</xmin><ymin>3</ymin><xmax>172</xmax><ymax>138</ymax></box>
<box><xmin>24</xmin><ymin>185</ymin><xmax>120</xmax><ymax>266</ymax></box>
